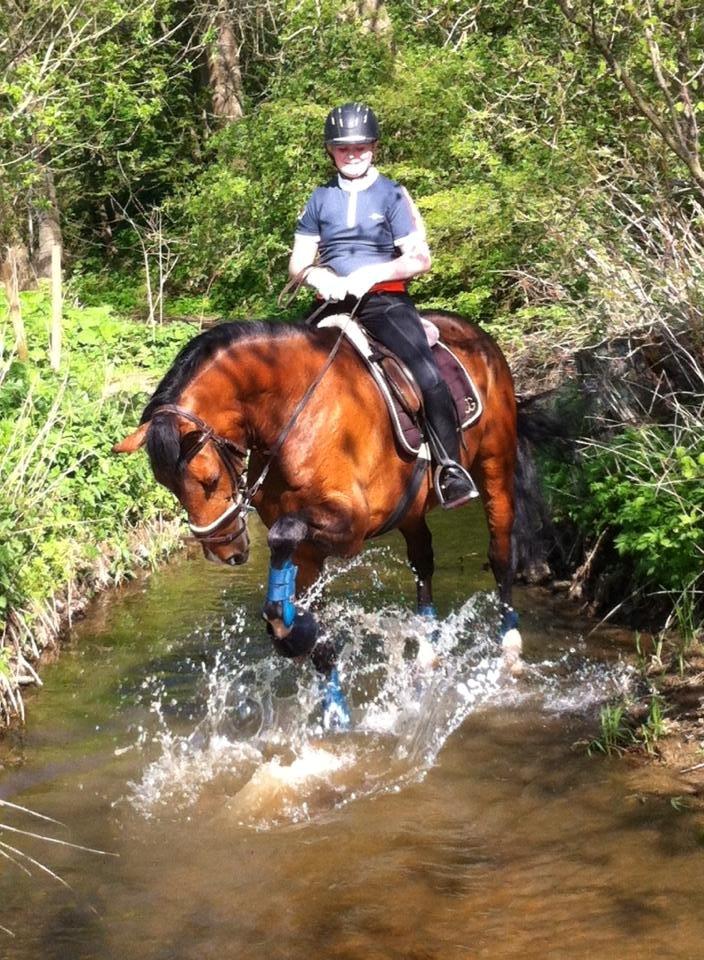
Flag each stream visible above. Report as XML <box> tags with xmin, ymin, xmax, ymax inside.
<box><xmin>1</xmin><ymin>507</ymin><xmax>703</xmax><ymax>959</ymax></box>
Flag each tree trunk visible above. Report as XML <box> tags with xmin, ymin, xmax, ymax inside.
<box><xmin>2</xmin><ymin>248</ymin><xmax>29</xmax><ymax>361</ymax></box>
<box><xmin>32</xmin><ymin>160</ymin><xmax>63</xmax><ymax>279</ymax></box>
<box><xmin>1</xmin><ymin>243</ymin><xmax>33</xmax><ymax>292</ymax></box>
<box><xmin>354</xmin><ymin>0</ymin><xmax>392</xmax><ymax>35</ymax></box>
<box><xmin>208</xmin><ymin>9</ymin><xmax>244</xmax><ymax>125</ymax></box>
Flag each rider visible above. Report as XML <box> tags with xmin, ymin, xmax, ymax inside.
<box><xmin>288</xmin><ymin>102</ymin><xmax>478</xmax><ymax>509</ymax></box>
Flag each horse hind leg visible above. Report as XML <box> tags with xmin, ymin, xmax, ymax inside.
<box><xmin>400</xmin><ymin>517</ymin><xmax>440</xmax><ymax>668</ymax></box>
<box><xmin>475</xmin><ymin>455</ymin><xmax>523</xmax><ymax>672</ymax></box>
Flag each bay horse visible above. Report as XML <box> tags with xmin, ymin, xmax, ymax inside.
<box><xmin>115</xmin><ymin>311</ymin><xmax>528</xmax><ymax>727</ymax></box>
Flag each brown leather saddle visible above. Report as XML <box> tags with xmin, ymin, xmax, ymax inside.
<box><xmin>317</xmin><ymin>315</ymin><xmax>482</xmax><ymax>459</ymax></box>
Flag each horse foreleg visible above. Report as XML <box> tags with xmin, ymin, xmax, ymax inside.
<box><xmin>400</xmin><ymin>518</ymin><xmax>439</xmax><ymax>669</ymax></box>
<box><xmin>262</xmin><ymin>513</ymin><xmax>316</xmax><ymax>652</ymax></box>
<box><xmin>262</xmin><ymin>510</ymin><xmax>354</xmax><ymax>729</ymax></box>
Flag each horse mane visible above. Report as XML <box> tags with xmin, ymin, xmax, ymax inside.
<box><xmin>141</xmin><ymin>320</ymin><xmax>309</xmax><ymax>489</ymax></box>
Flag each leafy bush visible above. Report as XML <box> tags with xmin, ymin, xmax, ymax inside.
<box><xmin>0</xmin><ymin>288</ymin><xmax>195</xmax><ymax>635</ymax></box>
<box><xmin>550</xmin><ymin>423</ymin><xmax>704</xmax><ymax>603</ymax></box>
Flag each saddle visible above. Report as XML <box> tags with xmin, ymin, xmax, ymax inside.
<box><xmin>317</xmin><ymin>315</ymin><xmax>483</xmax><ymax>459</ymax></box>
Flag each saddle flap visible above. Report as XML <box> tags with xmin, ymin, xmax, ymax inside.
<box><xmin>317</xmin><ymin>314</ymin><xmax>481</xmax><ymax>459</ymax></box>
<box><xmin>376</xmin><ymin>355</ymin><xmax>422</xmax><ymax>417</ymax></box>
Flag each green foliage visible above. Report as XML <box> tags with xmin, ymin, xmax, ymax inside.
<box><xmin>589</xmin><ymin>702</ymin><xmax>632</xmax><ymax>756</ymax></box>
<box><xmin>0</xmin><ymin>288</ymin><xmax>194</xmax><ymax>633</ymax></box>
<box><xmin>570</xmin><ymin>428</ymin><xmax>704</xmax><ymax>595</ymax></box>
<box><xmin>0</xmin><ymin>1</ymin><xmax>201</xmax><ymax>253</ymax></box>
<box><xmin>168</xmin><ymin>28</ymin><xmax>585</xmax><ymax>319</ymax></box>
<box><xmin>588</xmin><ymin>695</ymin><xmax>666</xmax><ymax>757</ymax></box>
<box><xmin>0</xmin><ymin>646</ymin><xmax>10</xmax><ymax>679</ymax></box>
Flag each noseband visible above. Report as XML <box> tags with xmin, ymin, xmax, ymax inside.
<box><xmin>149</xmin><ymin>404</ymin><xmax>250</xmax><ymax>547</ymax></box>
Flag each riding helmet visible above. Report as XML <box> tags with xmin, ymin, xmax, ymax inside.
<box><xmin>324</xmin><ymin>102</ymin><xmax>380</xmax><ymax>145</ymax></box>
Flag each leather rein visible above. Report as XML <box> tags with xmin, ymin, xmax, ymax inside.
<box><xmin>149</xmin><ymin>296</ymin><xmax>362</xmax><ymax>549</ymax></box>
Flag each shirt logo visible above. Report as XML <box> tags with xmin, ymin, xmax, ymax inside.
<box><xmin>370</xmin><ymin>212</ymin><xmax>384</xmax><ymax>222</ymax></box>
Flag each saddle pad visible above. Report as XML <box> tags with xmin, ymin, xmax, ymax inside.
<box><xmin>318</xmin><ymin>315</ymin><xmax>483</xmax><ymax>458</ymax></box>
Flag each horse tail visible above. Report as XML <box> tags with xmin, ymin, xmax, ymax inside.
<box><xmin>511</xmin><ymin>398</ymin><xmax>567</xmax><ymax>582</ymax></box>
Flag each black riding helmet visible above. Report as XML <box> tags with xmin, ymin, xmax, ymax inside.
<box><xmin>324</xmin><ymin>102</ymin><xmax>380</xmax><ymax>145</ymax></box>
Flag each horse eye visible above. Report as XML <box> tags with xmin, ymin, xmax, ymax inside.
<box><xmin>200</xmin><ymin>475</ymin><xmax>219</xmax><ymax>497</ymax></box>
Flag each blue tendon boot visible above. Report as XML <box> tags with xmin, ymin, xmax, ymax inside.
<box><xmin>264</xmin><ymin>560</ymin><xmax>319</xmax><ymax>659</ymax></box>
<box><xmin>322</xmin><ymin>667</ymin><xmax>351</xmax><ymax>732</ymax></box>
<box><xmin>500</xmin><ymin>605</ymin><xmax>523</xmax><ymax>673</ymax></box>
<box><xmin>417</xmin><ymin>603</ymin><xmax>437</xmax><ymax>618</ymax></box>
<box><xmin>265</xmin><ymin>559</ymin><xmax>298</xmax><ymax>629</ymax></box>
<box><xmin>416</xmin><ymin>601</ymin><xmax>439</xmax><ymax>669</ymax></box>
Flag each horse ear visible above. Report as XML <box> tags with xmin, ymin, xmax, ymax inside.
<box><xmin>113</xmin><ymin>422</ymin><xmax>149</xmax><ymax>454</ymax></box>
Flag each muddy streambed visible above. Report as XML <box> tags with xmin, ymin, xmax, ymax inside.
<box><xmin>1</xmin><ymin>508</ymin><xmax>703</xmax><ymax>959</ymax></box>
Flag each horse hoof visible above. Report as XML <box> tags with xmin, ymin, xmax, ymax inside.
<box><xmin>322</xmin><ymin>668</ymin><xmax>351</xmax><ymax>731</ymax></box>
<box><xmin>416</xmin><ymin>636</ymin><xmax>439</xmax><ymax>670</ymax></box>
<box><xmin>270</xmin><ymin>610</ymin><xmax>319</xmax><ymax>658</ymax></box>
<box><xmin>500</xmin><ymin>607</ymin><xmax>523</xmax><ymax>675</ymax></box>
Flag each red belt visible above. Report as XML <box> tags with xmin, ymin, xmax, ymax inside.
<box><xmin>315</xmin><ymin>280</ymin><xmax>407</xmax><ymax>301</ymax></box>
<box><xmin>369</xmin><ymin>280</ymin><xmax>407</xmax><ymax>293</ymax></box>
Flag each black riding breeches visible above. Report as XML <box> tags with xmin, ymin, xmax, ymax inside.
<box><xmin>310</xmin><ymin>293</ymin><xmax>461</xmax><ymax>462</ymax></box>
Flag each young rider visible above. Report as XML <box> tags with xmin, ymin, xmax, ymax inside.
<box><xmin>288</xmin><ymin>101</ymin><xmax>478</xmax><ymax>509</ymax></box>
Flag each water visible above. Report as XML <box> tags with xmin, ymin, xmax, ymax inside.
<box><xmin>1</xmin><ymin>509</ymin><xmax>703</xmax><ymax>959</ymax></box>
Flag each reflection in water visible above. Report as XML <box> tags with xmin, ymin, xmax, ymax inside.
<box><xmin>1</xmin><ymin>511</ymin><xmax>703</xmax><ymax>959</ymax></box>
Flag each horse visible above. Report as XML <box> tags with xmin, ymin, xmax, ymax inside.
<box><xmin>114</xmin><ymin>311</ymin><xmax>531</xmax><ymax>728</ymax></box>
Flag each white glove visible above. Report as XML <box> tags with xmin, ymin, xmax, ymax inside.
<box><xmin>344</xmin><ymin>265</ymin><xmax>382</xmax><ymax>299</ymax></box>
<box><xmin>308</xmin><ymin>267</ymin><xmax>346</xmax><ymax>302</ymax></box>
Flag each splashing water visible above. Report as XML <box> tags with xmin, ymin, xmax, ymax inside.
<box><xmin>126</xmin><ymin>556</ymin><xmax>632</xmax><ymax>829</ymax></box>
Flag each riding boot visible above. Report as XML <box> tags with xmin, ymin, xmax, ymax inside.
<box><xmin>423</xmin><ymin>382</ymin><xmax>479</xmax><ymax>509</ymax></box>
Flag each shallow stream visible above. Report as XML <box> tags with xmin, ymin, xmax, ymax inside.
<box><xmin>1</xmin><ymin>509</ymin><xmax>703</xmax><ymax>959</ymax></box>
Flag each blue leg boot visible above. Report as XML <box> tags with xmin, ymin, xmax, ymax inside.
<box><xmin>322</xmin><ymin>667</ymin><xmax>351</xmax><ymax>731</ymax></box>
<box><xmin>264</xmin><ymin>560</ymin><xmax>318</xmax><ymax>658</ymax></box>
<box><xmin>417</xmin><ymin>603</ymin><xmax>439</xmax><ymax>669</ymax></box>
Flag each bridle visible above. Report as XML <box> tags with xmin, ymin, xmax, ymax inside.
<box><xmin>149</xmin><ymin>404</ymin><xmax>250</xmax><ymax>547</ymax></box>
<box><xmin>148</xmin><ymin>303</ymin><xmax>361</xmax><ymax>549</ymax></box>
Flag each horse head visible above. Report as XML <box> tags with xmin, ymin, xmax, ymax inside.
<box><xmin>114</xmin><ymin>406</ymin><xmax>251</xmax><ymax>568</ymax></box>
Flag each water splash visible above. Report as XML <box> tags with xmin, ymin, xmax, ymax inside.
<box><xmin>125</xmin><ymin>557</ymin><xmax>632</xmax><ymax>828</ymax></box>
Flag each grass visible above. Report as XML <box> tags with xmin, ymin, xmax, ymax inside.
<box><xmin>588</xmin><ymin>694</ymin><xmax>668</xmax><ymax>758</ymax></box>
<box><xmin>0</xmin><ymin>797</ymin><xmax>118</xmax><ymax>937</ymax></box>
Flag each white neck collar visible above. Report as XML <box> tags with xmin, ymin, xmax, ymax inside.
<box><xmin>337</xmin><ymin>166</ymin><xmax>379</xmax><ymax>192</ymax></box>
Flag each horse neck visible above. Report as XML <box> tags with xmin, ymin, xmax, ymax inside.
<box><xmin>180</xmin><ymin>331</ymin><xmax>326</xmax><ymax>450</ymax></box>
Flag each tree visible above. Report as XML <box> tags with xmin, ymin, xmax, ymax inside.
<box><xmin>555</xmin><ymin>0</ymin><xmax>704</xmax><ymax>194</ymax></box>
<box><xmin>0</xmin><ymin>1</ymin><xmax>204</xmax><ymax>281</ymax></box>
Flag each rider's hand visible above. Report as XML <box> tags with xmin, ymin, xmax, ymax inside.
<box><xmin>308</xmin><ymin>267</ymin><xmax>346</xmax><ymax>302</ymax></box>
<box><xmin>344</xmin><ymin>265</ymin><xmax>382</xmax><ymax>299</ymax></box>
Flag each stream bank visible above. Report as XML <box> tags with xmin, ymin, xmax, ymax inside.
<box><xmin>509</xmin><ymin>319</ymin><xmax>704</xmax><ymax>772</ymax></box>
<box><xmin>0</xmin><ymin>289</ymin><xmax>196</xmax><ymax>726</ymax></box>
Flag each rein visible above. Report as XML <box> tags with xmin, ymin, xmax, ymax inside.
<box><xmin>149</xmin><ymin>300</ymin><xmax>360</xmax><ymax>546</ymax></box>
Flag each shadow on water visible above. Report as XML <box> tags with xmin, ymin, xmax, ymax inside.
<box><xmin>1</xmin><ymin>508</ymin><xmax>704</xmax><ymax>959</ymax></box>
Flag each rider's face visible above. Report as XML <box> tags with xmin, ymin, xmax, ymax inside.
<box><xmin>328</xmin><ymin>142</ymin><xmax>376</xmax><ymax>179</ymax></box>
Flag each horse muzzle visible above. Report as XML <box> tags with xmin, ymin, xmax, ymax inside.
<box><xmin>204</xmin><ymin>541</ymin><xmax>250</xmax><ymax>566</ymax></box>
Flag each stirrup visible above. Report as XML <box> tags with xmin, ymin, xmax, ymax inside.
<box><xmin>433</xmin><ymin>463</ymin><xmax>479</xmax><ymax>510</ymax></box>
